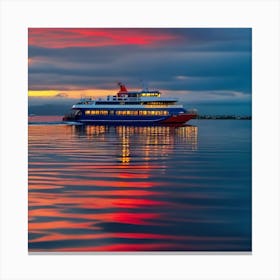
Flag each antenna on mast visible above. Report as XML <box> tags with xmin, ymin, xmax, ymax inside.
<box><xmin>140</xmin><ymin>79</ymin><xmax>149</xmax><ymax>91</ymax></box>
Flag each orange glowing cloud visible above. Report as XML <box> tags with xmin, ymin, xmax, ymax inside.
<box><xmin>28</xmin><ymin>28</ymin><xmax>179</xmax><ymax>49</ymax></box>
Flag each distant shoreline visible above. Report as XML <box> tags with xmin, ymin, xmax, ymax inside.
<box><xmin>196</xmin><ymin>115</ymin><xmax>252</xmax><ymax>120</ymax></box>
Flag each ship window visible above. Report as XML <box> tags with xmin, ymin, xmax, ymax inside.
<box><xmin>85</xmin><ymin>110</ymin><xmax>91</xmax><ymax>115</ymax></box>
<box><xmin>139</xmin><ymin>110</ymin><xmax>147</xmax><ymax>115</ymax></box>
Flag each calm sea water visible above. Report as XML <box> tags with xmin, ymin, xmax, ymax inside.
<box><xmin>28</xmin><ymin>116</ymin><xmax>252</xmax><ymax>252</ymax></box>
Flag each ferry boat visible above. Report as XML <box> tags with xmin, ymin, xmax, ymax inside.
<box><xmin>63</xmin><ymin>83</ymin><xmax>197</xmax><ymax>125</ymax></box>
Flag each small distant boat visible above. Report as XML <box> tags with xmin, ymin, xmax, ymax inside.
<box><xmin>63</xmin><ymin>83</ymin><xmax>197</xmax><ymax>125</ymax></box>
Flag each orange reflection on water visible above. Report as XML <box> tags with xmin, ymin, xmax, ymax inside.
<box><xmin>29</xmin><ymin>220</ymin><xmax>93</xmax><ymax>231</ymax></box>
<box><xmin>29</xmin><ymin>207</ymin><xmax>159</xmax><ymax>226</ymax></box>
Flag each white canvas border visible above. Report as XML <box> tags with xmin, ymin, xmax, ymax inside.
<box><xmin>0</xmin><ymin>0</ymin><xmax>279</xmax><ymax>280</ymax></box>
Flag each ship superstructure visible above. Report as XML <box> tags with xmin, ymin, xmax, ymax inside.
<box><xmin>63</xmin><ymin>83</ymin><xmax>197</xmax><ymax>125</ymax></box>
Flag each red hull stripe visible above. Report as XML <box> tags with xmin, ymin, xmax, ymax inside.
<box><xmin>159</xmin><ymin>113</ymin><xmax>196</xmax><ymax>124</ymax></box>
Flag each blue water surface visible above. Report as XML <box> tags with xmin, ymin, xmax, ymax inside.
<box><xmin>28</xmin><ymin>119</ymin><xmax>251</xmax><ymax>252</ymax></box>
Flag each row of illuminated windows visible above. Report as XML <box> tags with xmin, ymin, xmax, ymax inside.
<box><xmin>145</xmin><ymin>102</ymin><xmax>173</xmax><ymax>105</ymax></box>
<box><xmin>116</xmin><ymin>110</ymin><xmax>138</xmax><ymax>116</ymax></box>
<box><xmin>85</xmin><ymin>110</ymin><xmax>109</xmax><ymax>115</ymax></box>
<box><xmin>138</xmin><ymin>110</ymin><xmax>168</xmax><ymax>116</ymax></box>
<box><xmin>140</xmin><ymin>93</ymin><xmax>160</xmax><ymax>97</ymax></box>
<box><xmin>117</xmin><ymin>110</ymin><xmax>168</xmax><ymax>116</ymax></box>
<box><xmin>85</xmin><ymin>110</ymin><xmax>169</xmax><ymax>116</ymax></box>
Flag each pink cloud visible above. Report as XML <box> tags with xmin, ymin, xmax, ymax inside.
<box><xmin>28</xmin><ymin>28</ymin><xmax>179</xmax><ymax>48</ymax></box>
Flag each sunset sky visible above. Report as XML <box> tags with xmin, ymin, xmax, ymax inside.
<box><xmin>28</xmin><ymin>28</ymin><xmax>252</xmax><ymax>110</ymax></box>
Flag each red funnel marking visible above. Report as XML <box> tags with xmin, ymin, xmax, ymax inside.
<box><xmin>118</xmin><ymin>82</ymin><xmax>128</xmax><ymax>97</ymax></box>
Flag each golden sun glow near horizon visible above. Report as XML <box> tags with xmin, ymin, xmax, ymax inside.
<box><xmin>28</xmin><ymin>89</ymin><xmax>117</xmax><ymax>98</ymax></box>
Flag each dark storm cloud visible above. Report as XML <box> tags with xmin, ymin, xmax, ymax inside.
<box><xmin>29</xmin><ymin>50</ymin><xmax>251</xmax><ymax>93</ymax></box>
<box><xmin>28</xmin><ymin>45</ymin><xmax>131</xmax><ymax>63</ymax></box>
<box><xmin>28</xmin><ymin>28</ymin><xmax>251</xmax><ymax>97</ymax></box>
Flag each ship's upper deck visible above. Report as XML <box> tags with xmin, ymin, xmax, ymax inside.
<box><xmin>73</xmin><ymin>83</ymin><xmax>180</xmax><ymax>108</ymax></box>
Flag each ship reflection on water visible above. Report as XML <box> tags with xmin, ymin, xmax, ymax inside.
<box><xmin>75</xmin><ymin>125</ymin><xmax>198</xmax><ymax>165</ymax></box>
<box><xmin>28</xmin><ymin>121</ymin><xmax>251</xmax><ymax>252</ymax></box>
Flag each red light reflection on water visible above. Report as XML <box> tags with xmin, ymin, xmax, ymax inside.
<box><xmin>28</xmin><ymin>124</ymin><xmax>203</xmax><ymax>252</ymax></box>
